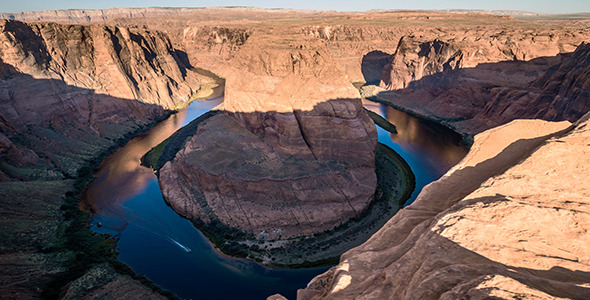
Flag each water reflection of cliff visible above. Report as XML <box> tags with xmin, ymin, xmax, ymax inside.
<box><xmin>384</xmin><ymin>106</ymin><xmax>468</xmax><ymax>177</ymax></box>
<box><xmin>363</xmin><ymin>99</ymin><xmax>468</xmax><ymax>179</ymax></box>
<box><xmin>81</xmin><ymin>97</ymin><xmax>222</xmax><ymax>215</ymax></box>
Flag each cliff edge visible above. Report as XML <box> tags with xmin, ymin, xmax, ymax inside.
<box><xmin>148</xmin><ymin>33</ymin><xmax>386</xmax><ymax>265</ymax></box>
<box><xmin>299</xmin><ymin>115</ymin><xmax>590</xmax><ymax>299</ymax></box>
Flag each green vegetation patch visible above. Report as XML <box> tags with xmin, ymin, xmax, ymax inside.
<box><xmin>41</xmin><ymin>120</ymin><xmax>179</xmax><ymax>299</ymax></box>
<box><xmin>375</xmin><ymin>143</ymin><xmax>415</xmax><ymax>208</ymax></box>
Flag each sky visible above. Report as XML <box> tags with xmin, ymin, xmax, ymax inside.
<box><xmin>1</xmin><ymin>0</ymin><xmax>589</xmax><ymax>14</ymax></box>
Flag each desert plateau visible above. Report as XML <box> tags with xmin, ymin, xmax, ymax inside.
<box><xmin>0</xmin><ymin>3</ymin><xmax>589</xmax><ymax>300</ymax></box>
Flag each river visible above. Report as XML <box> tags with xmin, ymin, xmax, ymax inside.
<box><xmin>83</xmin><ymin>95</ymin><xmax>467</xmax><ymax>299</ymax></box>
<box><xmin>363</xmin><ymin>99</ymin><xmax>468</xmax><ymax>204</ymax></box>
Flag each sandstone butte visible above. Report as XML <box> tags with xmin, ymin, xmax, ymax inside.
<box><xmin>0</xmin><ymin>7</ymin><xmax>589</xmax><ymax>299</ymax></box>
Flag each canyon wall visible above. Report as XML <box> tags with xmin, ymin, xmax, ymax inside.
<box><xmin>157</xmin><ymin>34</ymin><xmax>378</xmax><ymax>244</ymax></box>
<box><xmin>1</xmin><ymin>9</ymin><xmax>589</xmax><ymax>299</ymax></box>
<box><xmin>371</xmin><ymin>40</ymin><xmax>590</xmax><ymax>135</ymax></box>
<box><xmin>0</xmin><ymin>19</ymin><xmax>210</xmax><ymax>179</ymax></box>
<box><xmin>0</xmin><ymin>19</ymin><xmax>211</xmax><ymax>299</ymax></box>
<box><xmin>300</xmin><ymin>114</ymin><xmax>590</xmax><ymax>299</ymax></box>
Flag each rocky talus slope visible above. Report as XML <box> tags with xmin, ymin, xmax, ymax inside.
<box><xmin>300</xmin><ymin>115</ymin><xmax>590</xmax><ymax>299</ymax></box>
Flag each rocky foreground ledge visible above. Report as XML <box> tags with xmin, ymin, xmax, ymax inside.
<box><xmin>298</xmin><ymin>114</ymin><xmax>590</xmax><ymax>299</ymax></box>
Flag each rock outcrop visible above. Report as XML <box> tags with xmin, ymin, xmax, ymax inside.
<box><xmin>157</xmin><ymin>36</ymin><xmax>378</xmax><ymax>243</ymax></box>
<box><xmin>380</xmin><ymin>38</ymin><xmax>463</xmax><ymax>90</ymax></box>
<box><xmin>371</xmin><ymin>39</ymin><xmax>590</xmax><ymax>136</ymax></box>
<box><xmin>300</xmin><ymin>114</ymin><xmax>590</xmax><ymax>299</ymax></box>
<box><xmin>0</xmin><ymin>19</ymin><xmax>211</xmax><ymax>178</ymax></box>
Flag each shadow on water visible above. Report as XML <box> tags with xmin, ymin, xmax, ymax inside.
<box><xmin>363</xmin><ymin>98</ymin><xmax>469</xmax><ymax>205</ymax></box>
<box><xmin>82</xmin><ymin>85</ymin><xmax>467</xmax><ymax>299</ymax></box>
<box><xmin>83</xmin><ymin>94</ymin><xmax>327</xmax><ymax>300</ymax></box>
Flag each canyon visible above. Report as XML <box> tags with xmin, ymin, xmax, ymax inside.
<box><xmin>0</xmin><ymin>7</ymin><xmax>589</xmax><ymax>299</ymax></box>
<box><xmin>300</xmin><ymin>114</ymin><xmax>590</xmax><ymax>300</ymax></box>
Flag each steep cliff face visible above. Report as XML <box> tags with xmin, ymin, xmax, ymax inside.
<box><xmin>0</xmin><ymin>19</ymin><xmax>210</xmax><ymax>179</ymax></box>
<box><xmin>521</xmin><ymin>42</ymin><xmax>590</xmax><ymax>121</ymax></box>
<box><xmin>0</xmin><ymin>19</ymin><xmax>213</xmax><ymax>299</ymax></box>
<box><xmin>475</xmin><ymin>42</ymin><xmax>590</xmax><ymax>128</ymax></box>
<box><xmin>371</xmin><ymin>38</ymin><xmax>590</xmax><ymax>136</ymax></box>
<box><xmin>155</xmin><ymin>34</ymin><xmax>379</xmax><ymax>263</ymax></box>
<box><xmin>300</xmin><ymin>115</ymin><xmax>590</xmax><ymax>299</ymax></box>
<box><xmin>0</xmin><ymin>20</ymin><xmax>200</xmax><ymax>114</ymax></box>
<box><xmin>301</xmin><ymin>25</ymin><xmax>403</xmax><ymax>83</ymax></box>
<box><xmin>380</xmin><ymin>38</ymin><xmax>463</xmax><ymax>90</ymax></box>
<box><xmin>378</xmin><ymin>27</ymin><xmax>586</xmax><ymax>91</ymax></box>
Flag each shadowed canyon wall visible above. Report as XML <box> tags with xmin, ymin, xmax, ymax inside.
<box><xmin>0</xmin><ymin>19</ymin><xmax>211</xmax><ymax>299</ymax></box>
<box><xmin>370</xmin><ymin>41</ymin><xmax>590</xmax><ymax>135</ymax></box>
<box><xmin>1</xmin><ymin>8</ymin><xmax>590</xmax><ymax>299</ymax></box>
<box><xmin>0</xmin><ymin>19</ymin><xmax>212</xmax><ymax>179</ymax></box>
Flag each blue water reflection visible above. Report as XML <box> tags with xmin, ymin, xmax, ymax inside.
<box><xmin>363</xmin><ymin>99</ymin><xmax>468</xmax><ymax>205</ymax></box>
<box><xmin>85</xmin><ymin>96</ymin><xmax>466</xmax><ymax>299</ymax></box>
<box><xmin>86</xmin><ymin>97</ymin><xmax>326</xmax><ymax>300</ymax></box>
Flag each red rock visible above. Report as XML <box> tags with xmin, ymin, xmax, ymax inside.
<box><xmin>158</xmin><ymin>38</ymin><xmax>378</xmax><ymax>239</ymax></box>
<box><xmin>301</xmin><ymin>117</ymin><xmax>590</xmax><ymax>299</ymax></box>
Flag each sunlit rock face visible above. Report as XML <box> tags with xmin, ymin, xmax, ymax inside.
<box><xmin>158</xmin><ymin>35</ymin><xmax>378</xmax><ymax>239</ymax></box>
<box><xmin>0</xmin><ymin>19</ymin><xmax>213</xmax><ymax>179</ymax></box>
<box><xmin>372</xmin><ymin>38</ymin><xmax>590</xmax><ymax>136</ymax></box>
<box><xmin>300</xmin><ymin>116</ymin><xmax>590</xmax><ymax>299</ymax></box>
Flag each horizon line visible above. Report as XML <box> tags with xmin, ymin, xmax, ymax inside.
<box><xmin>2</xmin><ymin>6</ymin><xmax>589</xmax><ymax>16</ymax></box>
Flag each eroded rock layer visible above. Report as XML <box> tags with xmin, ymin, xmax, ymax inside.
<box><xmin>0</xmin><ymin>19</ymin><xmax>210</xmax><ymax>178</ymax></box>
<box><xmin>0</xmin><ymin>19</ymin><xmax>211</xmax><ymax>299</ymax></box>
<box><xmin>372</xmin><ymin>37</ymin><xmax>590</xmax><ymax>136</ymax></box>
<box><xmin>300</xmin><ymin>116</ymin><xmax>590</xmax><ymax>299</ymax></box>
<box><xmin>157</xmin><ymin>38</ymin><xmax>378</xmax><ymax>240</ymax></box>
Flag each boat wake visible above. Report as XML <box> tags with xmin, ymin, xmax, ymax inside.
<box><xmin>170</xmin><ymin>238</ymin><xmax>192</xmax><ymax>253</ymax></box>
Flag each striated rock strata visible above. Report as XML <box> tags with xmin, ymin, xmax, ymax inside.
<box><xmin>0</xmin><ymin>19</ymin><xmax>212</xmax><ymax>299</ymax></box>
<box><xmin>373</xmin><ymin>37</ymin><xmax>590</xmax><ymax>136</ymax></box>
<box><xmin>300</xmin><ymin>115</ymin><xmax>590</xmax><ymax>299</ymax></box>
<box><xmin>0</xmin><ymin>19</ymin><xmax>211</xmax><ymax>178</ymax></box>
<box><xmin>156</xmin><ymin>37</ymin><xmax>379</xmax><ymax>245</ymax></box>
